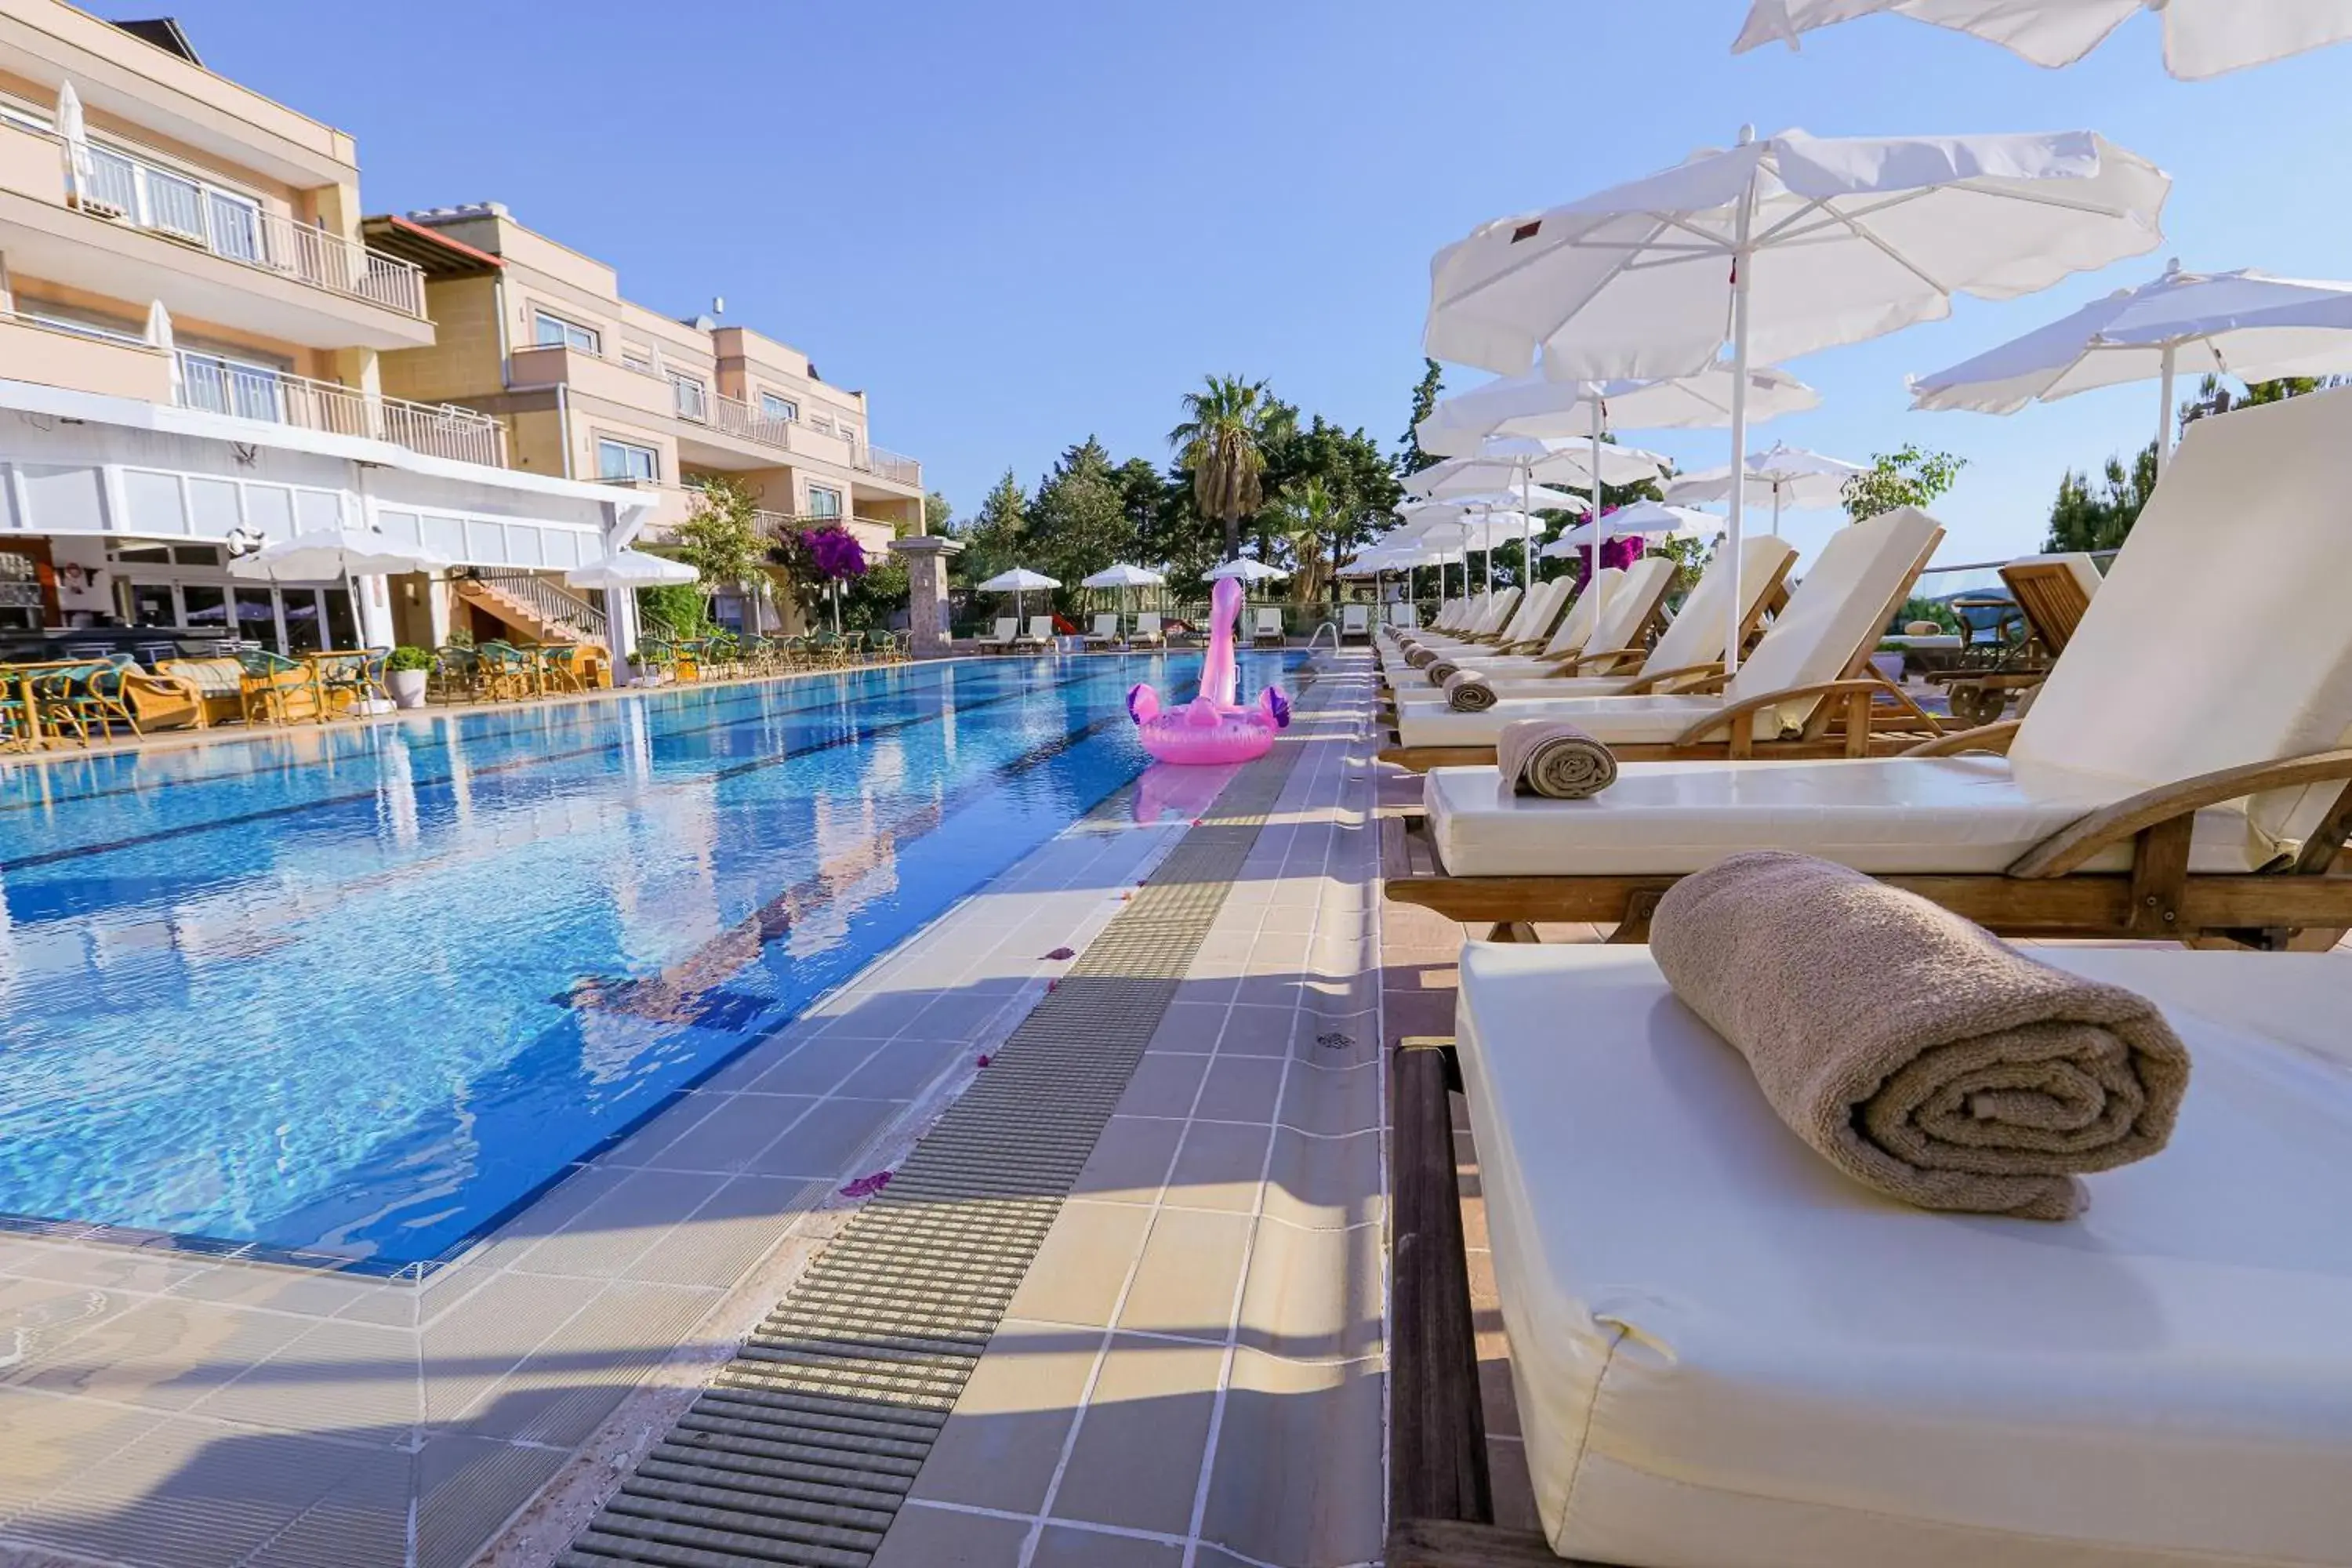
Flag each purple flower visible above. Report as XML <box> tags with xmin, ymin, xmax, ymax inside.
<box><xmin>801</xmin><ymin>526</ymin><xmax>868</xmax><ymax>581</ymax></box>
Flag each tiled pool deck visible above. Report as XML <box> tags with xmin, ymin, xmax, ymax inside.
<box><xmin>0</xmin><ymin>653</ymin><xmax>1390</xmax><ymax>1568</ymax></box>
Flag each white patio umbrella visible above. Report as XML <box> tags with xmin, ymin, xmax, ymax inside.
<box><xmin>1546</xmin><ymin>502</ymin><xmax>1722</xmax><ymax>554</ymax></box>
<box><xmin>1204</xmin><ymin>558</ymin><xmax>1288</xmax><ymax>584</ymax></box>
<box><xmin>1911</xmin><ymin>261</ymin><xmax>2352</xmax><ymax>474</ymax></box>
<box><xmin>1080</xmin><ymin>562</ymin><xmax>1166</xmax><ymax>626</ymax></box>
<box><xmin>1666</xmin><ymin>443</ymin><xmax>1867</xmax><ymax>533</ymax></box>
<box><xmin>1417</xmin><ymin>365</ymin><xmax>1820</xmax><ymax>458</ymax></box>
<box><xmin>1425</xmin><ymin>125</ymin><xmax>2168</xmax><ymax>670</ymax></box>
<box><xmin>976</xmin><ymin>566</ymin><xmax>1061</xmax><ymax>623</ymax></box>
<box><xmin>567</xmin><ymin>549</ymin><xmax>700</xmax><ymax>589</ymax></box>
<box><xmin>233</xmin><ymin>525</ymin><xmax>452</xmax><ymax>648</ymax></box>
<box><xmin>1404</xmin><ymin>441</ymin><xmax>1668</xmax><ymax>500</ymax></box>
<box><xmin>1734</xmin><ymin>0</ymin><xmax>2352</xmax><ymax>80</ymax></box>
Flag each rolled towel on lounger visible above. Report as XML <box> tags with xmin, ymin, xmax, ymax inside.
<box><xmin>1651</xmin><ymin>852</ymin><xmax>2190</xmax><ymax>1221</ymax></box>
<box><xmin>1443</xmin><ymin>669</ymin><xmax>1497</xmax><ymax>712</ymax></box>
<box><xmin>1496</xmin><ymin>720</ymin><xmax>1617</xmax><ymax>799</ymax></box>
<box><xmin>1425</xmin><ymin>659</ymin><xmax>1464</xmax><ymax>685</ymax></box>
<box><xmin>1405</xmin><ymin>648</ymin><xmax>1439</xmax><ymax>670</ymax></box>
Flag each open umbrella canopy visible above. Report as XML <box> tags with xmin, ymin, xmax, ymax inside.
<box><xmin>567</xmin><ymin>549</ymin><xmax>699</xmax><ymax>589</ymax></box>
<box><xmin>1911</xmin><ymin>263</ymin><xmax>2352</xmax><ymax>466</ymax></box>
<box><xmin>1734</xmin><ymin>0</ymin><xmax>2352</xmax><ymax>80</ymax></box>
<box><xmin>1667</xmin><ymin>443</ymin><xmax>1866</xmax><ymax>510</ymax></box>
<box><xmin>230</xmin><ymin>525</ymin><xmax>451</xmax><ymax>581</ymax></box>
<box><xmin>1417</xmin><ymin>365</ymin><xmax>1819</xmax><ymax>457</ymax></box>
<box><xmin>976</xmin><ymin>568</ymin><xmax>1062</xmax><ymax>593</ymax></box>
<box><xmin>1548</xmin><ymin>502</ymin><xmax>1722</xmax><ymax>552</ymax></box>
<box><xmin>1204</xmin><ymin>559</ymin><xmax>1289</xmax><ymax>584</ymax></box>
<box><xmin>1079</xmin><ymin>563</ymin><xmax>1167</xmax><ymax>590</ymax></box>
<box><xmin>1404</xmin><ymin>443</ymin><xmax>1667</xmax><ymax>499</ymax></box>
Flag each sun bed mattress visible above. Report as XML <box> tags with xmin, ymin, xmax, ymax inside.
<box><xmin>1456</xmin><ymin>942</ymin><xmax>2352</xmax><ymax>1567</ymax></box>
<box><xmin>1424</xmin><ymin>757</ymin><xmax>2274</xmax><ymax>877</ymax></box>
<box><xmin>1396</xmin><ymin>692</ymin><xmax>1729</xmax><ymax>750</ymax></box>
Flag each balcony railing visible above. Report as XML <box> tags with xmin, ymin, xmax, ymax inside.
<box><xmin>852</xmin><ymin>442</ymin><xmax>922</xmax><ymax>487</ymax></box>
<box><xmin>669</xmin><ymin>377</ymin><xmax>794</xmax><ymax>454</ymax></box>
<box><xmin>76</xmin><ymin>141</ymin><xmax>426</xmax><ymax>318</ymax></box>
<box><xmin>177</xmin><ymin>354</ymin><xmax>507</xmax><ymax>467</ymax></box>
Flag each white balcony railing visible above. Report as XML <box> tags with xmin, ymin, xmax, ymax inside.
<box><xmin>177</xmin><ymin>354</ymin><xmax>506</xmax><ymax>467</ymax></box>
<box><xmin>852</xmin><ymin>442</ymin><xmax>922</xmax><ymax>487</ymax></box>
<box><xmin>667</xmin><ymin>374</ymin><xmax>794</xmax><ymax>454</ymax></box>
<box><xmin>76</xmin><ymin>141</ymin><xmax>426</xmax><ymax>318</ymax></box>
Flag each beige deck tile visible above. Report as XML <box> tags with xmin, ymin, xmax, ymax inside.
<box><xmin>1277</xmin><ymin>1057</ymin><xmax>1384</xmax><ymax>1138</ymax></box>
<box><xmin>1006</xmin><ymin>1202</ymin><xmax>1156</xmax><ymax>1330</ymax></box>
<box><xmin>0</xmin><ymin>1385</ymin><xmax>163</xmax><ymax>1523</ymax></box>
<box><xmin>1069</xmin><ymin>1116</ymin><xmax>1186</xmax><ymax>1206</ymax></box>
<box><xmin>1112</xmin><ymin>1054</ymin><xmax>1210</xmax><ymax>1118</ymax></box>
<box><xmin>416</xmin><ymin>1269</ymin><xmax>592</xmax><ymax>1427</ymax></box>
<box><xmin>746</xmin><ymin>1094</ymin><xmax>898</xmax><ymax>1179</ymax></box>
<box><xmin>188</xmin><ymin>1316</ymin><xmax>423</xmax><ymax>1440</ymax></box>
<box><xmin>1192</xmin><ymin>1054</ymin><xmax>1287</xmax><ymax>1123</ymax></box>
<box><xmin>1198</xmin><ymin>1348</ymin><xmax>1385</xmax><ymax>1568</ymax></box>
<box><xmin>1033</xmin><ymin>1522</ymin><xmax>1186</xmax><ymax>1565</ymax></box>
<box><xmin>413</xmin><ymin>1433</ymin><xmax>570</xmax><ymax>1568</ymax></box>
<box><xmin>905</xmin><ymin>1319</ymin><xmax>1094</xmax><ymax>1514</ymax></box>
<box><xmin>1112</xmin><ymin>1210</ymin><xmax>1254</xmax><ymax>1342</ymax></box>
<box><xmin>7</xmin><ymin>1295</ymin><xmax>310</xmax><ymax>1413</ymax></box>
<box><xmin>452</xmin><ymin>1279</ymin><xmax>717</xmax><ymax>1447</ymax></box>
<box><xmin>1145</xmin><ymin>1000</ymin><xmax>1228</xmax><ymax>1056</ymax></box>
<box><xmin>506</xmin><ymin>1167</ymin><xmax>728</xmax><ymax>1279</ymax></box>
<box><xmin>1261</xmin><ymin>1127</ymin><xmax>1384</xmax><ymax>1232</ymax></box>
<box><xmin>1047</xmin><ymin>1335</ymin><xmax>1225</xmax><ymax>1535</ymax></box>
<box><xmin>1163</xmin><ymin>1120</ymin><xmax>1276</xmax><ymax>1215</ymax></box>
<box><xmin>1215</xmin><ymin>1002</ymin><xmax>1303</xmax><ymax>1058</ymax></box>
<box><xmin>1236</xmin><ymin>1217</ymin><xmax>1384</xmax><ymax>1366</ymax></box>
<box><xmin>622</xmin><ymin>1171</ymin><xmax>816</xmax><ymax>1289</ymax></box>
<box><xmin>869</xmin><ymin>1501</ymin><xmax>1030</xmax><ymax>1566</ymax></box>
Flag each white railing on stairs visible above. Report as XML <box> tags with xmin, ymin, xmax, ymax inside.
<box><xmin>469</xmin><ymin>569</ymin><xmax>610</xmax><ymax>644</ymax></box>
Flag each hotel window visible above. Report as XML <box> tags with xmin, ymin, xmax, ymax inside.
<box><xmin>533</xmin><ymin>310</ymin><xmax>601</xmax><ymax>354</ymax></box>
<box><xmin>760</xmin><ymin>392</ymin><xmax>800</xmax><ymax>423</ymax></box>
<box><xmin>671</xmin><ymin>374</ymin><xmax>709</xmax><ymax>422</ymax></box>
<box><xmin>597</xmin><ymin>437</ymin><xmax>660</xmax><ymax>483</ymax></box>
<box><xmin>807</xmin><ymin>486</ymin><xmax>843</xmax><ymax>520</ymax></box>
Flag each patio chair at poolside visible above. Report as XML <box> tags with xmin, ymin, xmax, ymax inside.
<box><xmin>234</xmin><ymin>650</ymin><xmax>321</xmax><ymax>726</ymax></box>
<box><xmin>1392</xmin><ymin>601</ymin><xmax>1421</xmax><ymax>630</ymax></box>
<box><xmin>1083</xmin><ymin>612</ymin><xmax>1123</xmax><ymax>651</ymax></box>
<box><xmin>1381</xmin><ymin>507</ymin><xmax>1945</xmax><ymax>770</ymax></box>
<box><xmin>1251</xmin><ymin>607</ymin><xmax>1287</xmax><ymax>648</ymax></box>
<box><xmin>1936</xmin><ymin>553</ymin><xmax>2108</xmax><ymax>726</ymax></box>
<box><xmin>1341</xmin><ymin>604</ymin><xmax>1372</xmax><ymax>643</ymax></box>
<box><xmin>117</xmin><ymin>662</ymin><xmax>209</xmax><ymax>732</ymax></box>
<box><xmin>1383</xmin><ymin>385</ymin><xmax>2352</xmax><ymax>949</ymax></box>
<box><xmin>1130</xmin><ymin>612</ymin><xmax>1167</xmax><ymax>649</ymax></box>
<box><xmin>429</xmin><ymin>645</ymin><xmax>486</xmax><ymax>702</ymax></box>
<box><xmin>1389</xmin><ymin>938</ymin><xmax>2352</xmax><ymax>1568</ymax></box>
<box><xmin>314</xmin><ymin>649</ymin><xmax>389</xmax><ymax>716</ymax></box>
<box><xmin>1388</xmin><ymin>562</ymin><xmax>1683</xmax><ymax>698</ymax></box>
<box><xmin>975</xmin><ymin>616</ymin><xmax>1019</xmax><ymax>654</ymax></box>
<box><xmin>1014</xmin><ymin>615</ymin><xmax>1054</xmax><ymax>653</ymax></box>
<box><xmin>159</xmin><ymin>656</ymin><xmax>254</xmax><ymax>726</ymax></box>
<box><xmin>475</xmin><ymin>641</ymin><xmax>539</xmax><ymax>701</ymax></box>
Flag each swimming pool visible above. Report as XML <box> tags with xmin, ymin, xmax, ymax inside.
<box><xmin>0</xmin><ymin>652</ymin><xmax>1296</xmax><ymax>1272</ymax></box>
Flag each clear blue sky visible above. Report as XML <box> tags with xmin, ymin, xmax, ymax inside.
<box><xmin>150</xmin><ymin>0</ymin><xmax>2352</xmax><ymax>577</ymax></box>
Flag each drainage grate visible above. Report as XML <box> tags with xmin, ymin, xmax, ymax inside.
<box><xmin>559</xmin><ymin>688</ymin><xmax>1322</xmax><ymax>1567</ymax></box>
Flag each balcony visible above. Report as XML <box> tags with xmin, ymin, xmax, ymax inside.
<box><xmin>0</xmin><ymin>118</ymin><xmax>433</xmax><ymax>350</ymax></box>
<box><xmin>176</xmin><ymin>354</ymin><xmax>507</xmax><ymax>467</ymax></box>
<box><xmin>675</xmin><ymin>381</ymin><xmax>795</xmax><ymax>454</ymax></box>
<box><xmin>851</xmin><ymin>442</ymin><xmax>922</xmax><ymax>488</ymax></box>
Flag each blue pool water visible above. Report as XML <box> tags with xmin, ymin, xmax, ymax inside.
<box><xmin>0</xmin><ymin>653</ymin><xmax>1296</xmax><ymax>1272</ymax></box>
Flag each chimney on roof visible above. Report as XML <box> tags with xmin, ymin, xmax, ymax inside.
<box><xmin>110</xmin><ymin>17</ymin><xmax>201</xmax><ymax>66</ymax></box>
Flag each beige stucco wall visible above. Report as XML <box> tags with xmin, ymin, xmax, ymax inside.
<box><xmin>376</xmin><ymin>274</ymin><xmax>499</xmax><ymax>405</ymax></box>
<box><xmin>0</xmin><ymin>313</ymin><xmax>170</xmax><ymax>398</ymax></box>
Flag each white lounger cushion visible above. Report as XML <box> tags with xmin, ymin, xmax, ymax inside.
<box><xmin>1425</xmin><ymin>756</ymin><xmax>2274</xmax><ymax>876</ymax></box>
<box><xmin>1395</xmin><ymin>558</ymin><xmax>1680</xmax><ymax>700</ymax></box>
<box><xmin>1458</xmin><ymin>942</ymin><xmax>2352</xmax><ymax>1568</ymax></box>
<box><xmin>1396</xmin><ymin>510</ymin><xmax>1937</xmax><ymax>746</ymax></box>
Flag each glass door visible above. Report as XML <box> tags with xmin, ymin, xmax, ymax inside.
<box><xmin>233</xmin><ymin>587</ymin><xmax>281</xmax><ymax>652</ymax></box>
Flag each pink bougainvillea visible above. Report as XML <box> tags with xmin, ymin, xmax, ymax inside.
<box><xmin>802</xmin><ymin>526</ymin><xmax>868</xmax><ymax>581</ymax></box>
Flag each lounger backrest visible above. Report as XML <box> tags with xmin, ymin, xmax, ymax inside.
<box><xmin>1723</xmin><ymin>507</ymin><xmax>1942</xmax><ymax>713</ymax></box>
<box><xmin>1394</xmin><ymin>602</ymin><xmax>1419</xmax><ymax>629</ymax></box>
<box><xmin>1254</xmin><ymin>608</ymin><xmax>1283</xmax><ymax>633</ymax></box>
<box><xmin>992</xmin><ymin>617</ymin><xmax>1018</xmax><ymax>640</ymax></box>
<box><xmin>1470</xmin><ymin>587</ymin><xmax>1523</xmax><ymax>638</ymax></box>
<box><xmin>1543</xmin><ymin>568</ymin><xmax>1621</xmax><ymax>657</ymax></box>
<box><xmin>1520</xmin><ymin>578</ymin><xmax>1577</xmax><ymax>644</ymax></box>
<box><xmin>1137</xmin><ymin>613</ymin><xmax>1162</xmax><ymax>633</ymax></box>
<box><xmin>1999</xmin><ymin>554</ymin><xmax>2103</xmax><ymax>656</ymax></box>
<box><xmin>1645</xmin><ymin>536</ymin><xmax>1801</xmax><ymax>674</ymax></box>
<box><xmin>2011</xmin><ymin>387</ymin><xmax>2352</xmax><ymax>845</ymax></box>
<box><xmin>1343</xmin><ymin>604</ymin><xmax>1369</xmax><ymax>631</ymax></box>
<box><xmin>1489</xmin><ymin>580</ymin><xmax>1554</xmax><ymax>646</ymax></box>
<box><xmin>1092</xmin><ymin>613</ymin><xmax>1120</xmax><ymax>637</ymax></box>
<box><xmin>1026</xmin><ymin>616</ymin><xmax>1054</xmax><ymax>640</ymax></box>
<box><xmin>1588</xmin><ymin>557</ymin><xmax>1678</xmax><ymax>654</ymax></box>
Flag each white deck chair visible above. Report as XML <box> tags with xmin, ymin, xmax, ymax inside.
<box><xmin>1013</xmin><ymin>615</ymin><xmax>1054</xmax><ymax>652</ymax></box>
<box><xmin>1251</xmin><ymin>607</ymin><xmax>1287</xmax><ymax>648</ymax></box>
<box><xmin>1082</xmin><ymin>612</ymin><xmax>1122</xmax><ymax>650</ymax></box>
<box><xmin>1414</xmin><ymin>586</ymin><xmax>1524</xmax><ymax>649</ymax></box>
<box><xmin>1394</xmin><ymin>384</ymin><xmax>2352</xmax><ymax>946</ymax></box>
<box><xmin>1341</xmin><ymin>604</ymin><xmax>1372</xmax><ymax>642</ymax></box>
<box><xmin>1390</xmin><ymin>508</ymin><xmax>1943</xmax><ymax>760</ymax></box>
<box><xmin>1391</xmin><ymin>601</ymin><xmax>1420</xmax><ymax>630</ymax></box>
<box><xmin>1397</xmin><ymin>561</ymin><xmax>1683</xmax><ymax>699</ymax></box>
<box><xmin>1385</xmin><ymin>582</ymin><xmax>1559</xmax><ymax>676</ymax></box>
<box><xmin>1130</xmin><ymin>612</ymin><xmax>1167</xmax><ymax>648</ymax></box>
<box><xmin>1417</xmin><ymin>941</ymin><xmax>2352</xmax><ymax>1567</ymax></box>
<box><xmin>975</xmin><ymin>616</ymin><xmax>1018</xmax><ymax>653</ymax></box>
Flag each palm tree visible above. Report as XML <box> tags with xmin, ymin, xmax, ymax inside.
<box><xmin>1170</xmin><ymin>376</ymin><xmax>1290</xmax><ymax>562</ymax></box>
<box><xmin>1275</xmin><ymin>477</ymin><xmax>1341</xmax><ymax>605</ymax></box>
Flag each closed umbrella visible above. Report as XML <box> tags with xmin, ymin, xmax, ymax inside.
<box><xmin>1911</xmin><ymin>260</ymin><xmax>2352</xmax><ymax>473</ymax></box>
<box><xmin>55</xmin><ymin>81</ymin><xmax>89</xmax><ymax>205</ymax></box>
<box><xmin>1426</xmin><ymin>125</ymin><xmax>2167</xmax><ymax>671</ymax></box>
<box><xmin>1734</xmin><ymin>0</ymin><xmax>2352</xmax><ymax>79</ymax></box>
<box><xmin>1666</xmin><ymin>443</ymin><xmax>1867</xmax><ymax>534</ymax></box>
<box><xmin>144</xmin><ymin>299</ymin><xmax>180</xmax><ymax>401</ymax></box>
<box><xmin>976</xmin><ymin>566</ymin><xmax>1061</xmax><ymax>624</ymax></box>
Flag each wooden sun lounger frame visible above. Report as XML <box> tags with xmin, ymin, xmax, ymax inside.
<box><xmin>1381</xmin><ymin>724</ymin><xmax>2352</xmax><ymax>951</ymax></box>
<box><xmin>1378</xmin><ymin>532</ymin><xmax>1941</xmax><ymax>772</ymax></box>
<box><xmin>1935</xmin><ymin>557</ymin><xmax>2100</xmax><ymax>726</ymax></box>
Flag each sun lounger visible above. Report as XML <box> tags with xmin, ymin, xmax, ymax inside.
<box><xmin>1082</xmin><ymin>612</ymin><xmax>1123</xmax><ymax>650</ymax></box>
<box><xmin>1385</xmin><ymin>386</ymin><xmax>2352</xmax><ymax>949</ymax></box>
<box><xmin>1252</xmin><ymin>607</ymin><xmax>1287</xmax><ymax>648</ymax></box>
<box><xmin>1130</xmin><ymin>612</ymin><xmax>1167</xmax><ymax>649</ymax></box>
<box><xmin>1014</xmin><ymin>615</ymin><xmax>1054</xmax><ymax>652</ymax></box>
<box><xmin>1381</xmin><ymin>581</ymin><xmax>1573</xmax><ymax>679</ymax></box>
<box><xmin>1387</xmin><ymin>575</ymin><xmax>1616</xmax><ymax>691</ymax></box>
<box><xmin>1390</xmin><ymin>941</ymin><xmax>2352</xmax><ymax>1568</ymax></box>
<box><xmin>1341</xmin><ymin>604</ymin><xmax>1372</xmax><ymax>643</ymax></box>
<box><xmin>1383</xmin><ymin>508</ymin><xmax>1945</xmax><ymax>770</ymax></box>
<box><xmin>1391</xmin><ymin>559</ymin><xmax>1683</xmax><ymax>701</ymax></box>
<box><xmin>1396</xmin><ymin>587</ymin><xmax>1523</xmax><ymax>652</ymax></box>
<box><xmin>975</xmin><ymin>616</ymin><xmax>1018</xmax><ymax>654</ymax></box>
<box><xmin>1936</xmin><ymin>553</ymin><xmax>2107</xmax><ymax>724</ymax></box>
<box><xmin>1391</xmin><ymin>601</ymin><xmax>1421</xmax><ymax>630</ymax></box>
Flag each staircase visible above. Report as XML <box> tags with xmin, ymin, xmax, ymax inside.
<box><xmin>456</xmin><ymin>570</ymin><xmax>610</xmax><ymax>645</ymax></box>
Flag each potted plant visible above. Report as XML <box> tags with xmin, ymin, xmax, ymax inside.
<box><xmin>385</xmin><ymin>645</ymin><xmax>435</xmax><ymax>710</ymax></box>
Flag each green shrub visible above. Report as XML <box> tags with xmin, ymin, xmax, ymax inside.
<box><xmin>386</xmin><ymin>645</ymin><xmax>436</xmax><ymax>673</ymax></box>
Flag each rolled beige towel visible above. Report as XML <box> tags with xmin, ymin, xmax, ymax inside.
<box><xmin>1425</xmin><ymin>659</ymin><xmax>1464</xmax><ymax>686</ymax></box>
<box><xmin>1652</xmin><ymin>853</ymin><xmax>2190</xmax><ymax>1221</ymax></box>
<box><xmin>1404</xmin><ymin>648</ymin><xmax>1439</xmax><ymax>670</ymax></box>
<box><xmin>1496</xmin><ymin>720</ymin><xmax>1617</xmax><ymax>799</ymax></box>
<box><xmin>1443</xmin><ymin>669</ymin><xmax>1497</xmax><ymax>712</ymax></box>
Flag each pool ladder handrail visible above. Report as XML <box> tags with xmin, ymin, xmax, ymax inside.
<box><xmin>1305</xmin><ymin>621</ymin><xmax>1342</xmax><ymax>652</ymax></box>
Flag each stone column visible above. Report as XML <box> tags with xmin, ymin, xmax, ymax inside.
<box><xmin>890</xmin><ymin>535</ymin><xmax>961</xmax><ymax>659</ymax></box>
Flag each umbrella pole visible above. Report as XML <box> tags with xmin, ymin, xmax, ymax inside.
<box><xmin>2154</xmin><ymin>342</ymin><xmax>2180</xmax><ymax>476</ymax></box>
<box><xmin>1772</xmin><ymin>483</ymin><xmax>1783</xmax><ymax>539</ymax></box>
<box><xmin>1722</xmin><ymin>129</ymin><xmax>1759</xmax><ymax>680</ymax></box>
<box><xmin>1589</xmin><ymin>394</ymin><xmax>1609</xmax><ymax>626</ymax></box>
<box><xmin>1520</xmin><ymin>462</ymin><xmax>1535</xmax><ymax>590</ymax></box>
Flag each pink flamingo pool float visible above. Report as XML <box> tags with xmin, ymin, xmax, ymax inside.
<box><xmin>1127</xmin><ymin>578</ymin><xmax>1290</xmax><ymax>765</ymax></box>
